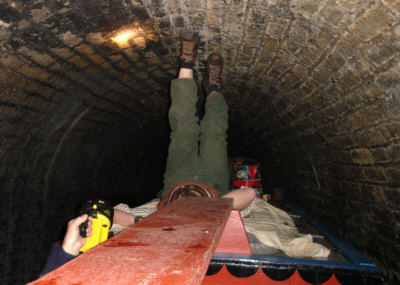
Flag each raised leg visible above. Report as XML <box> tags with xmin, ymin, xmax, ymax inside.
<box><xmin>197</xmin><ymin>53</ymin><xmax>230</xmax><ymax>195</ymax></box>
<box><xmin>197</xmin><ymin>91</ymin><xmax>230</xmax><ymax>195</ymax></box>
<box><xmin>160</xmin><ymin>77</ymin><xmax>200</xmax><ymax>198</ymax></box>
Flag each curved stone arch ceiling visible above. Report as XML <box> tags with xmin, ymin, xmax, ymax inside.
<box><xmin>1</xmin><ymin>0</ymin><xmax>400</xmax><ymax>284</ymax></box>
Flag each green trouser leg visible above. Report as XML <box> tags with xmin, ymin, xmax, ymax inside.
<box><xmin>160</xmin><ymin>78</ymin><xmax>200</xmax><ymax>198</ymax></box>
<box><xmin>196</xmin><ymin>91</ymin><xmax>230</xmax><ymax>195</ymax></box>
<box><xmin>159</xmin><ymin>79</ymin><xmax>230</xmax><ymax>198</ymax></box>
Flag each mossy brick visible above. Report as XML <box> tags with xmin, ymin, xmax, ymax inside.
<box><xmin>17</xmin><ymin>47</ymin><xmax>55</xmax><ymax>67</ymax></box>
<box><xmin>75</xmin><ymin>44</ymin><xmax>94</xmax><ymax>55</ymax></box>
<box><xmin>151</xmin><ymin>69</ymin><xmax>163</xmax><ymax>78</ymax></box>
<box><xmin>336</xmin><ymin>31</ymin><xmax>363</xmax><ymax>56</ymax></box>
<box><xmin>86</xmin><ymin>32</ymin><xmax>106</xmax><ymax>45</ymax></box>
<box><xmin>320</xmin><ymin>2</ymin><xmax>346</xmax><ymax>29</ymax></box>
<box><xmin>363</xmin><ymin>167</ymin><xmax>388</xmax><ymax>183</ymax></box>
<box><xmin>144</xmin><ymin>78</ymin><xmax>157</xmax><ymax>86</ymax></box>
<box><xmin>109</xmin><ymin>54</ymin><xmax>123</xmax><ymax>62</ymax></box>
<box><xmin>30</xmin><ymin>6</ymin><xmax>52</xmax><ymax>23</ymax></box>
<box><xmin>351</xmin><ymin>165</ymin><xmax>365</xmax><ymax>179</ymax></box>
<box><xmin>118</xmin><ymin>86</ymin><xmax>132</xmax><ymax>95</ymax></box>
<box><xmin>367</xmin><ymin>34</ymin><xmax>400</xmax><ymax>66</ymax></box>
<box><xmin>351</xmin><ymin>148</ymin><xmax>375</xmax><ymax>165</ymax></box>
<box><xmin>350</xmin><ymin>4</ymin><xmax>397</xmax><ymax>41</ymax></box>
<box><xmin>0</xmin><ymin>86</ymin><xmax>30</xmax><ymax>105</ymax></box>
<box><xmin>124</xmin><ymin>50</ymin><xmax>140</xmax><ymax>62</ymax></box>
<box><xmin>329</xmin><ymin>163</ymin><xmax>350</xmax><ymax>178</ymax></box>
<box><xmin>0</xmin><ymin>105</ymin><xmax>23</xmax><ymax>120</ymax></box>
<box><xmin>50</xmin><ymin>47</ymin><xmax>74</xmax><ymax>59</ymax></box>
<box><xmin>333</xmin><ymin>149</ymin><xmax>353</xmax><ymax>163</ymax></box>
<box><xmin>276</xmin><ymin>72</ymin><xmax>300</xmax><ymax>91</ymax></box>
<box><xmin>316</xmin><ymin>28</ymin><xmax>338</xmax><ymax>51</ymax></box>
<box><xmin>48</xmin><ymin>61</ymin><xmax>70</xmax><ymax>73</ymax></box>
<box><xmin>294</xmin><ymin>0</ymin><xmax>321</xmax><ymax>16</ymax></box>
<box><xmin>371</xmin><ymin>187</ymin><xmax>389</xmax><ymax>205</ymax></box>
<box><xmin>376</xmin><ymin>65</ymin><xmax>400</xmax><ymax>89</ymax></box>
<box><xmin>133</xmin><ymin>37</ymin><xmax>146</xmax><ymax>49</ymax></box>
<box><xmin>47</xmin><ymin>75</ymin><xmax>67</xmax><ymax>89</ymax></box>
<box><xmin>0</xmin><ymin>53</ymin><xmax>25</xmax><ymax>70</ymax></box>
<box><xmin>68</xmin><ymin>55</ymin><xmax>89</xmax><ymax>68</ymax></box>
<box><xmin>371</xmin><ymin>147</ymin><xmax>390</xmax><ymax>163</ymax></box>
<box><xmin>267</xmin><ymin>18</ymin><xmax>290</xmax><ymax>40</ymax></box>
<box><xmin>298</xmin><ymin>46</ymin><xmax>323</xmax><ymax>67</ymax></box>
<box><xmin>117</xmin><ymin>60</ymin><xmax>131</xmax><ymax>69</ymax></box>
<box><xmin>17</xmin><ymin>64</ymin><xmax>51</xmax><ymax>81</ymax></box>
<box><xmin>244</xmin><ymin>31</ymin><xmax>263</xmax><ymax>48</ymax></box>
<box><xmin>87</xmin><ymin>53</ymin><xmax>104</xmax><ymax>64</ymax></box>
<box><xmin>341</xmin><ymin>182</ymin><xmax>364</xmax><ymax>200</ymax></box>
<box><xmin>291</xmin><ymin>64</ymin><xmax>308</xmax><ymax>80</ymax></box>
<box><xmin>385</xmin><ymin>167</ymin><xmax>400</xmax><ymax>184</ymax></box>
<box><xmin>145</xmin><ymin>56</ymin><xmax>161</xmax><ymax>66</ymax></box>
<box><xmin>64</xmin><ymin>70</ymin><xmax>84</xmax><ymax>83</ymax></box>
<box><xmin>336</xmin><ymin>69</ymin><xmax>360</xmax><ymax>91</ymax></box>
<box><xmin>374</xmin><ymin>207</ymin><xmax>395</xmax><ymax>233</ymax></box>
<box><xmin>383</xmin><ymin>0</ymin><xmax>400</xmax><ymax>13</ymax></box>
<box><xmin>84</xmin><ymin>65</ymin><xmax>104</xmax><ymax>78</ymax></box>
<box><xmin>386</xmin><ymin>144</ymin><xmax>400</xmax><ymax>162</ymax></box>
<box><xmin>337</xmin><ymin>0</ymin><xmax>363</xmax><ymax>10</ymax></box>
<box><xmin>136</xmin><ymin>71</ymin><xmax>148</xmax><ymax>80</ymax></box>
<box><xmin>352</xmin><ymin>128</ymin><xmax>386</xmax><ymax>147</ymax></box>
<box><xmin>0</xmin><ymin>67</ymin><xmax>9</xmax><ymax>83</ymax></box>
<box><xmin>185</xmin><ymin>13</ymin><xmax>204</xmax><ymax>29</ymax></box>
<box><xmin>58</xmin><ymin>31</ymin><xmax>83</xmax><ymax>47</ymax></box>
<box><xmin>22</xmin><ymin>95</ymin><xmax>52</xmax><ymax>112</ymax></box>
<box><xmin>362</xmin><ymin>83</ymin><xmax>385</xmax><ymax>103</ymax></box>
<box><xmin>107</xmin><ymin>80</ymin><xmax>123</xmax><ymax>90</ymax></box>
<box><xmin>345</xmin><ymin>110</ymin><xmax>368</xmax><ymax>130</ymax></box>
<box><xmin>0</xmin><ymin>26</ymin><xmax>11</xmax><ymax>41</ymax></box>
<box><xmin>147</xmin><ymin>33</ymin><xmax>158</xmax><ymax>42</ymax></box>
<box><xmin>380</xmin><ymin>122</ymin><xmax>400</xmax><ymax>141</ymax></box>
<box><xmin>101</xmin><ymin>62</ymin><xmax>111</xmax><ymax>70</ymax></box>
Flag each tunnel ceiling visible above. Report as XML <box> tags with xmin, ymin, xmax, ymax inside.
<box><xmin>1</xmin><ymin>0</ymin><xmax>400</xmax><ymax>284</ymax></box>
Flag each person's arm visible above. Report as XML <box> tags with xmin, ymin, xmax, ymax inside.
<box><xmin>40</xmin><ymin>244</ymin><xmax>76</xmax><ymax>276</ymax></box>
<box><xmin>222</xmin><ymin>187</ymin><xmax>256</xmax><ymax>210</ymax></box>
<box><xmin>41</xmin><ymin>214</ymin><xmax>92</xmax><ymax>276</ymax></box>
<box><xmin>113</xmin><ymin>209</ymin><xmax>136</xmax><ymax>226</ymax></box>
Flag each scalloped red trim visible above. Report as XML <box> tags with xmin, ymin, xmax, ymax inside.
<box><xmin>202</xmin><ymin>265</ymin><xmax>342</xmax><ymax>285</ymax></box>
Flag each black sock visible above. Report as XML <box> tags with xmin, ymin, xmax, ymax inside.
<box><xmin>207</xmin><ymin>84</ymin><xmax>222</xmax><ymax>95</ymax></box>
<box><xmin>180</xmin><ymin>60</ymin><xmax>194</xmax><ymax>69</ymax></box>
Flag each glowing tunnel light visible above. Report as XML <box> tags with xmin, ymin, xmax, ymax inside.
<box><xmin>111</xmin><ymin>30</ymin><xmax>135</xmax><ymax>47</ymax></box>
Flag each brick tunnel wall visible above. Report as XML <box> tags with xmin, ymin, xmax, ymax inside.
<box><xmin>0</xmin><ymin>0</ymin><xmax>399</xmax><ymax>284</ymax></box>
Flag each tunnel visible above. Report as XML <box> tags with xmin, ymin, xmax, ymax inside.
<box><xmin>0</xmin><ymin>0</ymin><xmax>399</xmax><ymax>284</ymax></box>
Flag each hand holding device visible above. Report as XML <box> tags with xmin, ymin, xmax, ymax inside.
<box><xmin>62</xmin><ymin>214</ymin><xmax>93</xmax><ymax>256</ymax></box>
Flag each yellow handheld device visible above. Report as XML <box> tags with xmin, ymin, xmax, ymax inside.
<box><xmin>79</xmin><ymin>199</ymin><xmax>114</xmax><ymax>252</ymax></box>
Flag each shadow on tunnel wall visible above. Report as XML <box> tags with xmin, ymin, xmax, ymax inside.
<box><xmin>1</xmin><ymin>113</ymin><xmax>169</xmax><ymax>284</ymax></box>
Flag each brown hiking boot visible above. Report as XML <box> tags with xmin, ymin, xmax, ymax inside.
<box><xmin>178</xmin><ymin>30</ymin><xmax>199</xmax><ymax>68</ymax></box>
<box><xmin>203</xmin><ymin>53</ymin><xmax>224</xmax><ymax>93</ymax></box>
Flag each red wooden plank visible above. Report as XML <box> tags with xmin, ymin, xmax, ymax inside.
<box><xmin>31</xmin><ymin>198</ymin><xmax>233</xmax><ymax>285</ymax></box>
<box><xmin>214</xmin><ymin>210</ymin><xmax>252</xmax><ymax>254</ymax></box>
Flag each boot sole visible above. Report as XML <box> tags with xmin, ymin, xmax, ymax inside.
<box><xmin>179</xmin><ymin>29</ymin><xmax>199</xmax><ymax>41</ymax></box>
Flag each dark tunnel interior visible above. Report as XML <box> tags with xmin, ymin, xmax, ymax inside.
<box><xmin>0</xmin><ymin>0</ymin><xmax>399</xmax><ymax>284</ymax></box>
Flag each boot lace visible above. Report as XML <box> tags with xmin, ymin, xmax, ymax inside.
<box><xmin>208</xmin><ymin>64</ymin><xmax>221</xmax><ymax>88</ymax></box>
<box><xmin>181</xmin><ymin>41</ymin><xmax>195</xmax><ymax>63</ymax></box>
